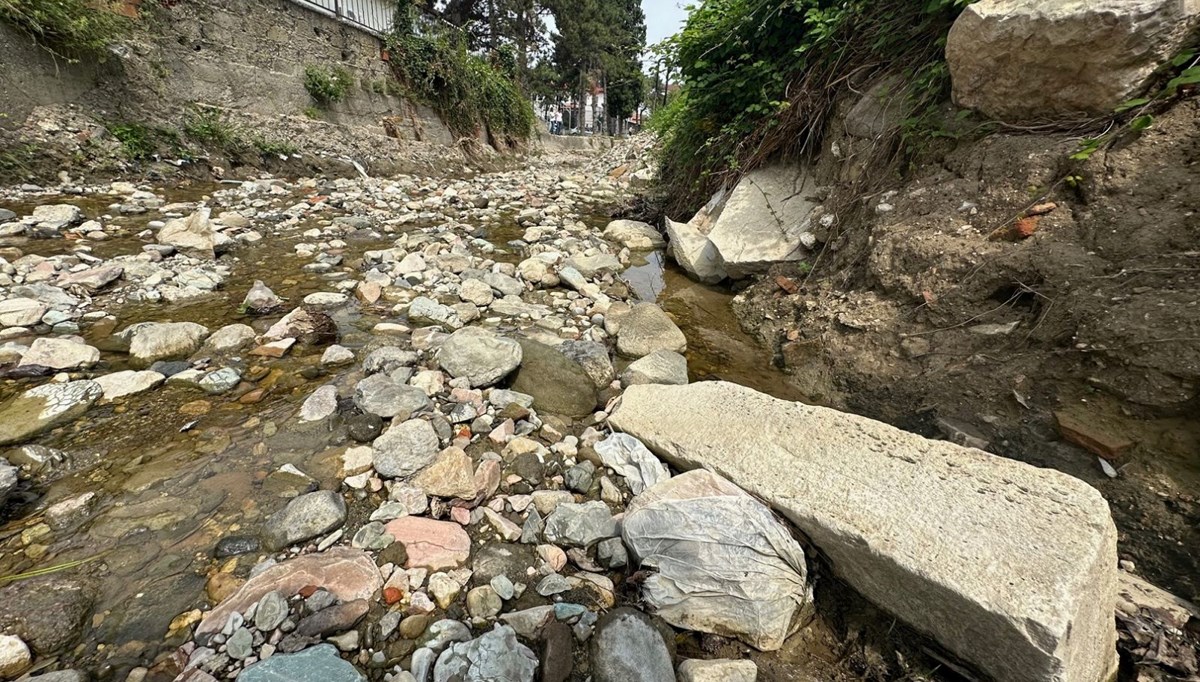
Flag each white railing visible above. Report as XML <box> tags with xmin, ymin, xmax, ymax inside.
<box><xmin>288</xmin><ymin>0</ymin><xmax>395</xmax><ymax>38</ymax></box>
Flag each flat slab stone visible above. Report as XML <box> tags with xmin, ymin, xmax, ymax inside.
<box><xmin>384</xmin><ymin>516</ymin><xmax>471</xmax><ymax>571</ymax></box>
<box><xmin>706</xmin><ymin>166</ymin><xmax>820</xmax><ymax>278</ymax></box>
<box><xmin>610</xmin><ymin>381</ymin><xmax>1118</xmax><ymax>682</ymax></box>
<box><xmin>0</xmin><ymin>380</ymin><xmax>102</xmax><ymax>446</ymax></box>
<box><xmin>196</xmin><ymin>548</ymin><xmax>382</xmax><ymax>636</ymax></box>
<box><xmin>239</xmin><ymin>643</ymin><xmax>364</xmax><ymax>682</ymax></box>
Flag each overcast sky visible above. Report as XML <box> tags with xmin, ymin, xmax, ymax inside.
<box><xmin>643</xmin><ymin>0</ymin><xmax>690</xmax><ymax>46</ymax></box>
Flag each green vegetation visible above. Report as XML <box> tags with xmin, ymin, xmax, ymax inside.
<box><xmin>386</xmin><ymin>6</ymin><xmax>534</xmax><ymax>144</ymax></box>
<box><xmin>303</xmin><ymin>65</ymin><xmax>354</xmax><ymax>105</ymax></box>
<box><xmin>0</xmin><ymin>0</ymin><xmax>126</xmax><ymax>61</ymax></box>
<box><xmin>183</xmin><ymin>106</ymin><xmax>245</xmax><ymax>151</ymax></box>
<box><xmin>108</xmin><ymin>122</ymin><xmax>182</xmax><ymax>160</ymax></box>
<box><xmin>652</xmin><ymin>0</ymin><xmax>976</xmax><ymax>215</ymax></box>
<box><xmin>252</xmin><ymin>136</ymin><xmax>299</xmax><ymax>156</ymax></box>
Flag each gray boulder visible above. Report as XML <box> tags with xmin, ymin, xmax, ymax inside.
<box><xmin>590</xmin><ymin>608</ymin><xmax>674</xmax><ymax>682</ymax></box>
<box><xmin>560</xmin><ymin>339</ymin><xmax>615</xmax><ymax>389</ymax></box>
<box><xmin>947</xmin><ymin>0</ymin><xmax>1200</xmax><ymax>122</ymax></box>
<box><xmin>542</xmin><ymin>501</ymin><xmax>618</xmax><ymax>548</ymax></box>
<box><xmin>158</xmin><ymin>207</ymin><xmax>219</xmax><ymax>259</ymax></box>
<box><xmin>17</xmin><ymin>337</ymin><xmax>99</xmax><ymax>371</ymax></box>
<box><xmin>373</xmin><ymin>419</ymin><xmax>441</xmax><ymax>478</ymax></box>
<box><xmin>706</xmin><ymin>165</ymin><xmax>820</xmax><ymax>278</ymax></box>
<box><xmin>408</xmin><ymin>296</ymin><xmax>463</xmax><ymax>330</ymax></box>
<box><xmin>240</xmin><ymin>643</ymin><xmax>364</xmax><ymax>682</ymax></box>
<box><xmin>242</xmin><ymin>280</ymin><xmax>282</xmax><ymax>314</ymax></box>
<box><xmin>664</xmin><ymin>218</ymin><xmax>725</xmax><ymax>284</ymax></box>
<box><xmin>125</xmin><ymin>321</ymin><xmax>209</xmax><ymax>366</ymax></box>
<box><xmin>615</xmin><ymin>303</ymin><xmax>687</xmax><ymax>359</ymax></box>
<box><xmin>603</xmin><ymin>220</ymin><xmax>665</xmax><ymax>250</ymax></box>
<box><xmin>438</xmin><ymin>327</ymin><xmax>523</xmax><ymax>388</ymax></box>
<box><xmin>433</xmin><ymin>625</ymin><xmax>537</xmax><ymax>682</ymax></box>
<box><xmin>620</xmin><ymin>350</ymin><xmax>688</xmax><ymax>386</ymax></box>
<box><xmin>0</xmin><ymin>380</ymin><xmax>102</xmax><ymax>446</ymax></box>
<box><xmin>510</xmin><ymin>339</ymin><xmax>599</xmax><ymax>418</ymax></box>
<box><xmin>610</xmin><ymin>381</ymin><xmax>1119</xmax><ymax>682</ymax></box>
<box><xmin>262</xmin><ymin>490</ymin><xmax>347</xmax><ymax>551</ymax></box>
<box><xmin>564</xmin><ymin>253</ymin><xmax>621</xmax><ymax>278</ymax></box>
<box><xmin>353</xmin><ymin>374</ymin><xmax>431</xmax><ymax>419</ymax></box>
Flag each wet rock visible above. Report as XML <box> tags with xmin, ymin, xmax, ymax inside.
<box><xmin>363</xmin><ymin>346</ymin><xmax>419</xmax><ymax>375</ymax></box>
<box><xmin>242</xmin><ymin>280</ymin><xmax>282</xmax><ymax>314</ymax></box>
<box><xmin>0</xmin><ymin>576</ymin><xmax>94</xmax><ymax>655</ymax></box>
<box><xmin>615</xmin><ymin>304</ymin><xmax>686</xmax><ymax>359</ymax></box>
<box><xmin>408</xmin><ymin>296</ymin><xmax>462</xmax><ymax>330</ymax></box>
<box><xmin>262</xmin><ymin>490</ymin><xmax>347</xmax><ymax>551</ymax></box>
<box><xmin>412</xmin><ymin>447</ymin><xmax>477</xmax><ymax>499</ymax></box>
<box><xmin>203</xmin><ymin>324</ymin><xmax>257</xmax><ymax>353</ymax></box>
<box><xmin>946</xmin><ymin>0</ymin><xmax>1200</xmax><ymax>122</ymax></box>
<box><xmin>543</xmin><ymin>502</ymin><xmax>619</xmax><ymax>548</ymax></box>
<box><xmin>564</xmin><ymin>253</ymin><xmax>621</xmax><ymax>278</ymax></box>
<box><xmin>0</xmin><ymin>634</ymin><xmax>31</xmax><ymax>678</ymax></box>
<box><xmin>437</xmin><ymin>327</ymin><xmax>523</xmax><ymax>388</ymax></box>
<box><xmin>510</xmin><ymin>339</ymin><xmax>598</xmax><ymax>418</ymax></box>
<box><xmin>0</xmin><ymin>298</ymin><xmax>48</xmax><ymax>327</ymax></box>
<box><xmin>198</xmin><ymin>367</ymin><xmax>241</xmax><ymax>394</ymax></box>
<box><xmin>0</xmin><ymin>460</ymin><xmax>17</xmax><ymax>505</ymax></box>
<box><xmin>372</xmin><ymin>419</ymin><xmax>440</xmax><ymax>478</ymax></box>
<box><xmin>158</xmin><ymin>207</ymin><xmax>218</xmax><ymax>259</ymax></box>
<box><xmin>17</xmin><ymin>337</ymin><xmax>99</xmax><ymax>371</ymax></box>
<box><xmin>433</xmin><ymin>625</ymin><xmax>537</xmax><ymax>682</ymax></box>
<box><xmin>347</xmin><ymin>413</ymin><xmax>384</xmax><ymax>442</ymax></box>
<box><xmin>56</xmin><ymin>265</ymin><xmax>123</xmax><ymax>292</ymax></box>
<box><xmin>354</xmin><ymin>374</ymin><xmax>431</xmax><ymax>419</ymax></box>
<box><xmin>0</xmin><ymin>380</ymin><xmax>102</xmax><ymax>446</ymax></box>
<box><xmin>610</xmin><ymin>381</ymin><xmax>1119</xmax><ymax>682</ymax></box>
<box><xmin>294</xmin><ymin>599</ymin><xmax>369</xmax><ymax>637</ymax></box>
<box><xmin>620</xmin><ymin>350</ymin><xmax>688</xmax><ymax>386</ymax></box>
<box><xmin>30</xmin><ymin>204</ymin><xmax>82</xmax><ymax>232</ymax></box>
<box><xmin>565</xmin><ymin>461</ymin><xmax>595</xmax><ymax>493</ymax></box>
<box><xmin>198</xmin><ymin>548</ymin><xmax>381</xmax><ymax>635</ymax></box>
<box><xmin>239</xmin><ymin>643</ymin><xmax>364</xmax><ymax>682</ymax></box>
<box><xmin>300</xmin><ymin>385</ymin><xmax>339</xmax><ymax>423</ymax></box>
<box><xmin>126</xmin><ymin>321</ymin><xmax>210</xmax><ymax>366</ymax></box>
<box><xmin>623</xmin><ymin>470</ymin><xmax>810</xmax><ymax>651</ymax></box>
<box><xmin>264</xmin><ymin>307</ymin><xmax>338</xmax><ymax>346</ymax></box>
<box><xmin>540</xmin><ymin>621</ymin><xmax>574</xmax><ymax>682</ymax></box>
<box><xmin>590</xmin><ymin>608</ymin><xmax>674</xmax><ymax>682</ymax></box>
<box><xmin>384</xmin><ymin>516</ymin><xmax>470</xmax><ymax>570</ymax></box>
<box><xmin>322</xmin><ymin>344</ymin><xmax>355</xmax><ymax>366</ymax></box>
<box><xmin>677</xmin><ymin>659</ymin><xmax>758</xmax><ymax>682</ymax></box>
<box><xmin>215</xmin><ymin>535</ymin><xmax>260</xmax><ymax>558</ymax></box>
<box><xmin>603</xmin><ymin>219</ymin><xmax>665</xmax><ymax>250</ymax></box>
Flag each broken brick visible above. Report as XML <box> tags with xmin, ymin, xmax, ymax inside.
<box><xmin>1054</xmin><ymin>410</ymin><xmax>1135</xmax><ymax>460</ymax></box>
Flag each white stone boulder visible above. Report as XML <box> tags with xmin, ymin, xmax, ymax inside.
<box><xmin>603</xmin><ymin>220</ymin><xmax>666</xmax><ymax>250</ymax></box>
<box><xmin>17</xmin><ymin>337</ymin><xmax>99</xmax><ymax>371</ymax></box>
<box><xmin>158</xmin><ymin>207</ymin><xmax>219</xmax><ymax>259</ymax></box>
<box><xmin>706</xmin><ymin>166</ymin><xmax>820</xmax><ymax>278</ymax></box>
<box><xmin>947</xmin><ymin>0</ymin><xmax>1200</xmax><ymax>121</ymax></box>
<box><xmin>610</xmin><ymin>381</ymin><xmax>1118</xmax><ymax>682</ymax></box>
<box><xmin>664</xmin><ymin>218</ymin><xmax>726</xmax><ymax>284</ymax></box>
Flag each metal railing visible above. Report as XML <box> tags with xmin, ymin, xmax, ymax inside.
<box><xmin>288</xmin><ymin>0</ymin><xmax>395</xmax><ymax>38</ymax></box>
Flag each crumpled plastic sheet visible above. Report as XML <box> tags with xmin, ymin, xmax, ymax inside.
<box><xmin>622</xmin><ymin>471</ymin><xmax>812</xmax><ymax>651</ymax></box>
<box><xmin>594</xmin><ymin>432</ymin><xmax>670</xmax><ymax>495</ymax></box>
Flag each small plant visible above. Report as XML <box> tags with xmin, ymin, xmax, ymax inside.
<box><xmin>182</xmin><ymin>106</ymin><xmax>245</xmax><ymax>151</ymax></box>
<box><xmin>303</xmin><ymin>106</ymin><xmax>322</xmax><ymax>120</ymax></box>
<box><xmin>253</xmin><ymin>137</ymin><xmax>299</xmax><ymax>156</ymax></box>
<box><xmin>304</xmin><ymin>65</ymin><xmax>354</xmax><ymax>105</ymax></box>
<box><xmin>0</xmin><ymin>0</ymin><xmax>127</xmax><ymax>61</ymax></box>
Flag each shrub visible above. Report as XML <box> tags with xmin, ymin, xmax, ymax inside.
<box><xmin>108</xmin><ymin>122</ymin><xmax>182</xmax><ymax>160</ymax></box>
<box><xmin>0</xmin><ymin>0</ymin><xmax>127</xmax><ymax>61</ymax></box>
<box><xmin>304</xmin><ymin>65</ymin><xmax>354</xmax><ymax>105</ymax></box>
<box><xmin>253</xmin><ymin>137</ymin><xmax>299</xmax><ymax>156</ymax></box>
<box><xmin>182</xmin><ymin>106</ymin><xmax>245</xmax><ymax>151</ymax></box>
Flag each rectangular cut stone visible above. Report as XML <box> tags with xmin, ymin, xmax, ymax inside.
<box><xmin>609</xmin><ymin>382</ymin><xmax>1117</xmax><ymax>682</ymax></box>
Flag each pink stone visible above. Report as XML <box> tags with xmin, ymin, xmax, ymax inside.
<box><xmin>384</xmin><ymin>516</ymin><xmax>471</xmax><ymax>571</ymax></box>
<box><xmin>450</xmin><ymin>506</ymin><xmax>471</xmax><ymax>525</ymax></box>
<box><xmin>196</xmin><ymin>547</ymin><xmax>382</xmax><ymax>635</ymax></box>
<box><xmin>488</xmin><ymin>419</ymin><xmax>515</xmax><ymax>444</ymax></box>
<box><xmin>473</xmin><ymin>460</ymin><xmax>501</xmax><ymax>500</ymax></box>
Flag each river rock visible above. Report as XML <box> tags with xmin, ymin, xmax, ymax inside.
<box><xmin>0</xmin><ymin>460</ymin><xmax>16</xmax><ymax>504</ymax></box>
<box><xmin>620</xmin><ymin>350</ymin><xmax>688</xmax><ymax>386</ymax></box>
<box><xmin>603</xmin><ymin>219</ymin><xmax>665</xmax><ymax>250</ymax></box>
<box><xmin>198</xmin><ymin>367</ymin><xmax>241</xmax><ymax>394</ymax></box>
<box><xmin>438</xmin><ymin>327</ymin><xmax>523</xmax><ymax>387</ymax></box>
<box><xmin>353</xmin><ymin>374</ymin><xmax>430</xmax><ymax>419</ymax></box>
<box><xmin>480</xmin><ymin>272</ymin><xmax>524</xmax><ymax>296</ymax></box>
<box><xmin>264</xmin><ymin>306</ymin><xmax>338</xmax><ymax>345</ymax></box>
<box><xmin>408</xmin><ymin>296</ymin><xmax>463</xmax><ymax>330</ymax></box>
<box><xmin>94</xmin><ymin>370</ymin><xmax>165</xmax><ymax>400</ymax></box>
<box><xmin>262</xmin><ymin>490</ymin><xmax>348</xmax><ymax>551</ymax></box>
<box><xmin>372</xmin><ymin>419</ymin><xmax>441</xmax><ymax>478</ymax></box>
<box><xmin>158</xmin><ymin>207</ymin><xmax>218</xmax><ymax>259</ymax></box>
<box><xmin>17</xmin><ymin>337</ymin><xmax>99</xmax><ymax>371</ymax></box>
<box><xmin>0</xmin><ymin>635</ymin><xmax>31</xmax><ymax>678</ymax></box>
<box><xmin>0</xmin><ymin>576</ymin><xmax>94</xmax><ymax>655</ymax></box>
<box><xmin>564</xmin><ymin>253</ymin><xmax>621</xmax><ymax>278</ymax></box>
<box><xmin>615</xmin><ymin>303</ymin><xmax>686</xmax><ymax>358</ymax></box>
<box><xmin>0</xmin><ymin>298</ymin><xmax>47</xmax><ymax>327</ymax></box>
<box><xmin>664</xmin><ymin>218</ymin><xmax>726</xmax><ymax>284</ymax></box>
<box><xmin>412</xmin><ymin>447</ymin><xmax>478</xmax><ymax>498</ymax></box>
<box><xmin>542</xmin><ymin>501</ymin><xmax>619</xmax><ymax>548</ymax></box>
<box><xmin>197</xmin><ymin>548</ymin><xmax>382</xmax><ymax>636</ymax></box>
<box><xmin>947</xmin><ymin>0</ymin><xmax>1200</xmax><ymax>122</ymax></box>
<box><xmin>0</xmin><ymin>380</ymin><xmax>102</xmax><ymax>446</ymax></box>
<box><xmin>706</xmin><ymin>166</ymin><xmax>820</xmax><ymax>278</ymax></box>
<box><xmin>300</xmin><ymin>384</ymin><xmax>339</xmax><ymax>422</ymax></box>
<box><xmin>510</xmin><ymin>338</ymin><xmax>599</xmax><ymax>417</ymax></box>
<box><xmin>30</xmin><ymin>204</ymin><xmax>82</xmax><ymax>231</ymax></box>
<box><xmin>127</xmin><ymin>321</ymin><xmax>209</xmax><ymax>366</ymax></box>
<box><xmin>240</xmin><ymin>643</ymin><xmax>364</xmax><ymax>682</ymax></box>
<box><xmin>433</xmin><ymin>625</ymin><xmax>537</xmax><ymax>682</ymax></box>
<box><xmin>459</xmin><ymin>278</ymin><xmax>495</xmax><ymax>306</ymax></box>
<box><xmin>384</xmin><ymin>516</ymin><xmax>471</xmax><ymax>570</ymax></box>
<box><xmin>57</xmin><ymin>265</ymin><xmax>123</xmax><ymax>292</ymax></box>
<box><xmin>624</xmin><ymin>470</ymin><xmax>810</xmax><ymax>651</ymax></box>
<box><xmin>590</xmin><ymin>608</ymin><xmax>674</xmax><ymax>682</ymax></box>
<box><xmin>609</xmin><ymin>381</ymin><xmax>1119</xmax><ymax>682</ymax></box>
<box><xmin>242</xmin><ymin>280</ymin><xmax>282</xmax><ymax>314</ymax></box>
<box><xmin>677</xmin><ymin>659</ymin><xmax>758</xmax><ymax>682</ymax></box>
<box><xmin>202</xmin><ymin>323</ymin><xmax>257</xmax><ymax>353</ymax></box>
<box><xmin>560</xmin><ymin>339</ymin><xmax>615</xmax><ymax>389</ymax></box>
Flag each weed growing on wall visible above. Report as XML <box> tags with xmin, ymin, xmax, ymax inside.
<box><xmin>304</xmin><ymin>65</ymin><xmax>354</xmax><ymax>105</ymax></box>
<box><xmin>385</xmin><ymin>7</ymin><xmax>533</xmax><ymax>145</ymax></box>
<box><xmin>0</xmin><ymin>0</ymin><xmax>127</xmax><ymax>61</ymax></box>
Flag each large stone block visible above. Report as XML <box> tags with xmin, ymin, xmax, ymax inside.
<box><xmin>706</xmin><ymin>166</ymin><xmax>820</xmax><ymax>278</ymax></box>
<box><xmin>947</xmin><ymin>0</ymin><xmax>1200</xmax><ymax>122</ymax></box>
<box><xmin>609</xmin><ymin>381</ymin><xmax>1118</xmax><ymax>682</ymax></box>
